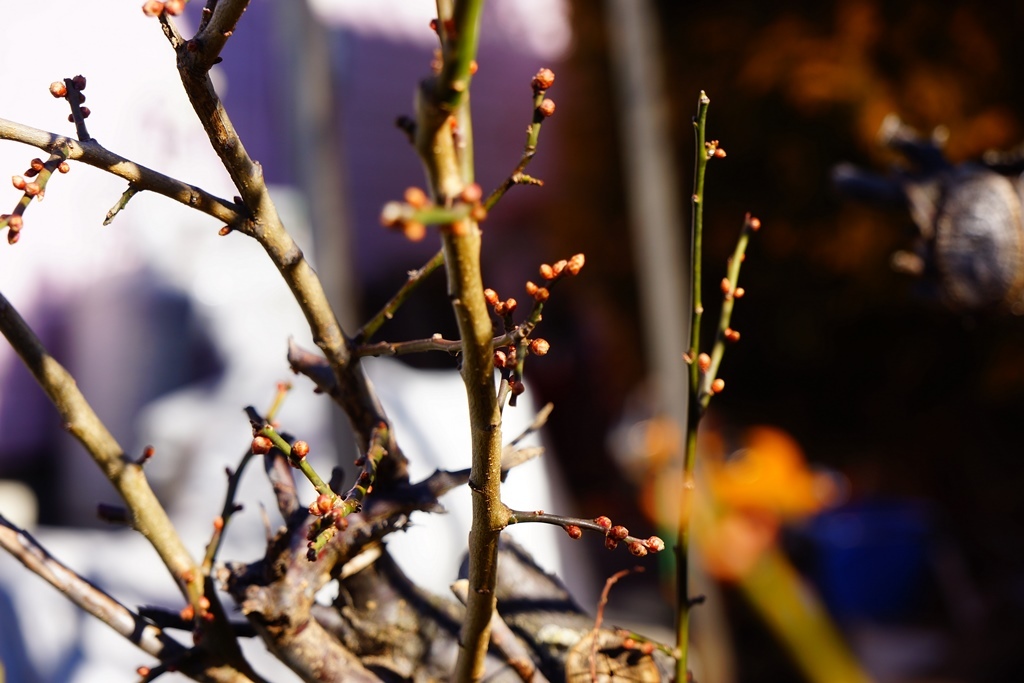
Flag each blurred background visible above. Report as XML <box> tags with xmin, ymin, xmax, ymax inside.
<box><xmin>3</xmin><ymin>1</ymin><xmax>1024</xmax><ymax>682</ymax></box>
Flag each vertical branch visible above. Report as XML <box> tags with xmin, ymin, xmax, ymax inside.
<box><xmin>417</xmin><ymin>2</ymin><xmax>509</xmax><ymax>681</ymax></box>
<box><xmin>677</xmin><ymin>91</ymin><xmax>710</xmax><ymax>683</ymax></box>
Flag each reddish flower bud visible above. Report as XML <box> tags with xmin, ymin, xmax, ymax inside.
<box><xmin>164</xmin><ymin>0</ymin><xmax>185</xmax><ymax>16</ymax></box>
<box><xmin>529</xmin><ymin>338</ymin><xmax>550</xmax><ymax>356</ymax></box>
<box><xmin>623</xmin><ymin>637</ymin><xmax>637</xmax><ymax>649</ymax></box>
<box><xmin>469</xmin><ymin>60</ymin><xmax>479</xmax><ymax>75</ymax></box>
<box><xmin>80</xmin><ymin>106</ymin><xmax>91</xmax><ymax>118</ymax></box>
<box><xmin>57</xmin><ymin>161</ymin><xmax>70</xmax><ymax>174</ymax></box>
<box><xmin>180</xmin><ymin>604</ymin><xmax>195</xmax><ymax>621</ymax></box>
<box><xmin>493</xmin><ymin>349</ymin><xmax>507</xmax><ymax>368</ymax></box>
<box><xmin>460</xmin><ymin>182</ymin><xmax>483</xmax><ymax>204</ymax></box>
<box><xmin>724</xmin><ymin>328</ymin><xmax>740</xmax><ymax>342</ymax></box>
<box><xmin>251</xmin><ymin>436</ymin><xmax>273</xmax><ymax>454</ymax></box>
<box><xmin>564</xmin><ymin>524</ymin><xmax>583</xmax><ymax>539</ymax></box>
<box><xmin>645</xmin><ymin>536</ymin><xmax>666</xmax><ymax>553</ymax></box>
<box><xmin>641</xmin><ymin>642</ymin><xmax>655</xmax><ymax>655</ymax></box>
<box><xmin>594</xmin><ymin>516</ymin><xmax>612</xmax><ymax>529</ymax></box>
<box><xmin>711</xmin><ymin>378</ymin><xmax>725</xmax><ymax>394</ymax></box>
<box><xmin>72</xmin><ymin>75</ymin><xmax>87</xmax><ymax>91</ymax></box>
<box><xmin>533</xmin><ymin>286</ymin><xmax>550</xmax><ymax>302</ymax></box>
<box><xmin>198</xmin><ymin>596</ymin><xmax>211</xmax><ymax>612</ymax></box>
<box><xmin>532</xmin><ymin>68</ymin><xmax>555</xmax><ymax>91</ymax></box>
<box><xmin>142</xmin><ymin>0</ymin><xmax>164</xmax><ymax>16</ymax></box>
<box><xmin>11</xmin><ymin>176</ymin><xmax>25</xmax><ymax>190</ymax></box>
<box><xmin>538</xmin><ymin>98</ymin><xmax>556</xmax><ymax>117</ymax></box>
<box><xmin>24</xmin><ymin>182</ymin><xmax>41</xmax><ymax>197</ymax></box>
<box><xmin>49</xmin><ymin>81</ymin><xmax>67</xmax><ymax>98</ymax></box>
<box><xmin>292</xmin><ymin>441</ymin><xmax>310</xmax><ymax>459</ymax></box>
<box><xmin>609</xmin><ymin>525</ymin><xmax>629</xmax><ymax>541</ymax></box>
<box><xmin>218</xmin><ymin>226</ymin><xmax>232</xmax><ymax>236</ymax></box>
<box><xmin>314</xmin><ymin>493</ymin><xmax>333</xmax><ymax>515</ymax></box>
<box><xmin>604</xmin><ymin>536</ymin><xmax>619</xmax><ymax>551</ymax></box>
<box><xmin>402</xmin><ymin>221</ymin><xmax>426</xmax><ymax>242</ymax></box>
<box><xmin>566</xmin><ymin>253</ymin><xmax>585</xmax><ymax>275</ymax></box>
<box><xmin>748</xmin><ymin>216</ymin><xmax>761</xmax><ymax>231</ymax></box>
<box><xmin>552</xmin><ymin>259</ymin><xmax>567</xmax><ymax>276</ymax></box>
<box><xmin>720</xmin><ymin>278</ymin><xmax>732</xmax><ymax>294</ymax></box>
<box><xmin>503</xmin><ymin>298</ymin><xmax>518</xmax><ymax>314</ymax></box>
<box><xmin>539</xmin><ymin>263</ymin><xmax>555</xmax><ymax>280</ymax></box>
<box><xmin>137</xmin><ymin>666</ymin><xmax>151</xmax><ymax>677</ymax></box>
<box><xmin>212</xmin><ymin>516</ymin><xmax>224</xmax><ymax>532</ymax></box>
<box><xmin>509</xmin><ymin>378</ymin><xmax>526</xmax><ymax>395</ymax></box>
<box><xmin>30</xmin><ymin>159</ymin><xmax>44</xmax><ymax>171</ymax></box>
<box><xmin>483</xmin><ymin>288</ymin><xmax>499</xmax><ymax>305</ymax></box>
<box><xmin>734</xmin><ymin>287</ymin><xmax>746</xmax><ymax>299</ymax></box>
<box><xmin>403</xmin><ymin>186</ymin><xmax>428</xmax><ymax>208</ymax></box>
<box><xmin>698</xmin><ymin>353</ymin><xmax>711</xmax><ymax>373</ymax></box>
<box><xmin>8</xmin><ymin>215</ymin><xmax>23</xmax><ymax>230</ymax></box>
<box><xmin>628</xmin><ymin>541</ymin><xmax>648</xmax><ymax>557</ymax></box>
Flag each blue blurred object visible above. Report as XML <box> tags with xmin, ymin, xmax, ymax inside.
<box><xmin>805</xmin><ymin>499</ymin><xmax>933</xmax><ymax>623</ymax></box>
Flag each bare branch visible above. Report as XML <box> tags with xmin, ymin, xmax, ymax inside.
<box><xmin>0</xmin><ymin>117</ymin><xmax>243</xmax><ymax>227</ymax></box>
<box><xmin>0</xmin><ymin>514</ymin><xmax>187</xmax><ymax>662</ymax></box>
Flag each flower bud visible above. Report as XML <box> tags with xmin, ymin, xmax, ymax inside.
<box><xmin>529</xmin><ymin>338</ymin><xmax>550</xmax><ymax>356</ymax></box>
<box><xmin>645</xmin><ymin>536</ymin><xmax>666</xmax><ymax>553</ymax></box>
<box><xmin>164</xmin><ymin>0</ymin><xmax>185</xmax><ymax>15</ymax></box>
<box><xmin>609</xmin><ymin>525</ymin><xmax>629</xmax><ymax>541</ymax></box>
<box><xmin>403</xmin><ymin>186</ymin><xmax>428</xmax><ymax>208</ymax></box>
<box><xmin>734</xmin><ymin>287</ymin><xmax>746</xmax><ymax>299</ymax></box>
<box><xmin>604</xmin><ymin>536</ymin><xmax>619</xmax><ymax>551</ymax></box>
<box><xmin>314</xmin><ymin>493</ymin><xmax>333</xmax><ymax>515</ymax></box>
<box><xmin>594</xmin><ymin>515</ymin><xmax>612</xmax><ymax>529</ymax></box>
<box><xmin>11</xmin><ymin>176</ymin><xmax>25</xmax><ymax>190</ymax></box>
<box><xmin>24</xmin><ymin>182</ymin><xmax>41</xmax><ymax>197</ymax></box>
<box><xmin>720</xmin><ymin>278</ymin><xmax>732</xmax><ymax>294</ymax></box>
<box><xmin>58</xmin><ymin>161</ymin><xmax>70</xmax><ymax>174</ymax></box>
<box><xmin>711</xmin><ymin>378</ymin><xmax>725</xmax><ymax>394</ymax></box>
<box><xmin>566</xmin><ymin>253</ymin><xmax>585</xmax><ymax>275</ymax></box>
<box><xmin>724</xmin><ymin>328</ymin><xmax>740</xmax><ymax>342</ymax></box>
<box><xmin>180</xmin><ymin>604</ymin><xmax>195</xmax><ymax>621</ymax></box>
<box><xmin>72</xmin><ymin>75</ymin><xmax>87</xmax><ymax>91</ymax></box>
<box><xmin>30</xmin><ymin>159</ymin><xmax>44</xmax><ymax>171</ymax></box>
<box><xmin>483</xmin><ymin>288</ymin><xmax>499</xmax><ymax>305</ymax></box>
<box><xmin>748</xmin><ymin>216</ymin><xmax>761</xmax><ymax>231</ymax></box>
<box><xmin>698</xmin><ymin>353</ymin><xmax>711</xmax><ymax>373</ymax></box>
<box><xmin>8</xmin><ymin>215</ymin><xmax>23</xmax><ymax>230</ymax></box>
<box><xmin>142</xmin><ymin>0</ymin><xmax>164</xmax><ymax>16</ymax></box>
<box><xmin>460</xmin><ymin>182</ymin><xmax>483</xmax><ymax>204</ymax></box>
<box><xmin>49</xmin><ymin>81</ymin><xmax>67</xmax><ymax>98</ymax></box>
<box><xmin>532</xmin><ymin>68</ymin><xmax>555</xmax><ymax>92</ymax></box>
<box><xmin>493</xmin><ymin>349</ymin><xmax>507</xmax><ymax>368</ymax></box>
<box><xmin>503</xmin><ymin>298</ymin><xmax>517</xmax><ymax>314</ymax></box>
<box><xmin>539</xmin><ymin>263</ymin><xmax>555</xmax><ymax>280</ymax></box>
<box><xmin>402</xmin><ymin>222</ymin><xmax>426</xmax><ymax>242</ymax></box>
<box><xmin>538</xmin><ymin>98</ymin><xmax>556</xmax><ymax>117</ymax></box>
<box><xmin>292</xmin><ymin>441</ymin><xmax>310</xmax><ymax>459</ymax></box>
<box><xmin>564</xmin><ymin>524</ymin><xmax>582</xmax><ymax>539</ymax></box>
<box><xmin>80</xmin><ymin>107</ymin><xmax>91</xmax><ymax>118</ymax></box>
<box><xmin>251</xmin><ymin>436</ymin><xmax>273</xmax><ymax>454</ymax></box>
<box><xmin>552</xmin><ymin>259</ymin><xmax>567</xmax><ymax>276</ymax></box>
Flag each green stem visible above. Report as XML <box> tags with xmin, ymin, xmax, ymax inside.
<box><xmin>355</xmin><ymin>249</ymin><xmax>445</xmax><ymax>342</ymax></box>
<box><xmin>677</xmin><ymin>90</ymin><xmax>710</xmax><ymax>683</ymax></box>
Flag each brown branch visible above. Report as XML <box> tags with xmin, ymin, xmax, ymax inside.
<box><xmin>0</xmin><ymin>117</ymin><xmax>243</xmax><ymax>227</ymax></box>
<box><xmin>157</xmin><ymin>15</ymin><xmax>407</xmax><ymax>487</ymax></box>
<box><xmin>0</xmin><ymin>514</ymin><xmax>187</xmax><ymax>663</ymax></box>
<box><xmin>192</xmin><ymin>0</ymin><xmax>250</xmax><ymax>71</ymax></box>
<box><xmin>0</xmin><ymin>291</ymin><xmax>263</xmax><ymax>683</ymax></box>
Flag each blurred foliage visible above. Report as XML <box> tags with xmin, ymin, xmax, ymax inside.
<box><xmin>529</xmin><ymin>1</ymin><xmax>1024</xmax><ymax>679</ymax></box>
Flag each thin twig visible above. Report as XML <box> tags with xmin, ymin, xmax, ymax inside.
<box><xmin>677</xmin><ymin>91</ymin><xmax>710</xmax><ymax>683</ymax></box>
<box><xmin>0</xmin><ymin>118</ymin><xmax>243</xmax><ymax>227</ymax></box>
<box><xmin>0</xmin><ymin>514</ymin><xmax>188</xmax><ymax>662</ymax></box>
<box><xmin>590</xmin><ymin>568</ymin><xmax>643</xmax><ymax>682</ymax></box>
<box><xmin>355</xmin><ymin>249</ymin><xmax>445</xmax><ymax>342</ymax></box>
